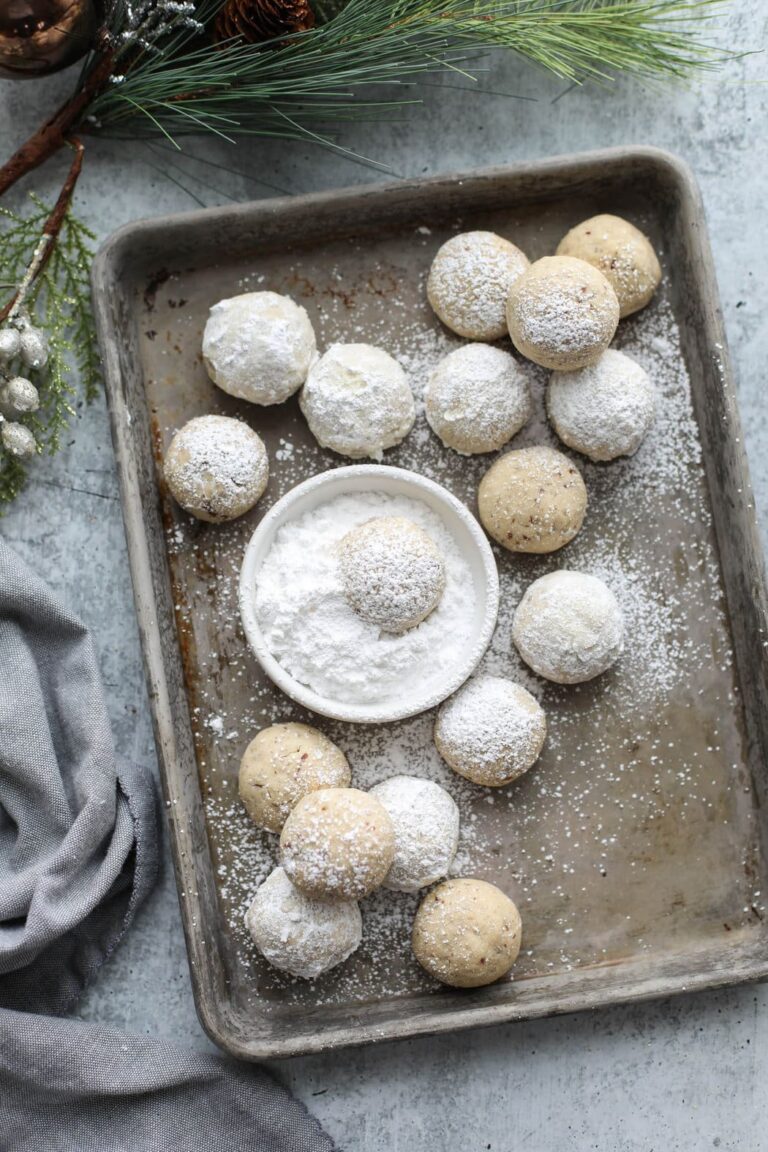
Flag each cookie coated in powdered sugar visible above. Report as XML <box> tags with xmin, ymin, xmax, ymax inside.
<box><xmin>163</xmin><ymin>414</ymin><xmax>268</xmax><ymax>523</ymax></box>
<box><xmin>369</xmin><ymin>775</ymin><xmax>459</xmax><ymax>892</ymax></box>
<box><xmin>435</xmin><ymin>675</ymin><xmax>547</xmax><ymax>787</ymax></box>
<box><xmin>426</xmin><ymin>230</ymin><xmax>530</xmax><ymax>341</ymax></box>
<box><xmin>425</xmin><ymin>343</ymin><xmax>533</xmax><ymax>455</ymax></box>
<box><xmin>547</xmin><ymin>349</ymin><xmax>656</xmax><ymax>462</ymax></box>
<box><xmin>279</xmin><ymin>787</ymin><xmax>395</xmax><ymax>900</ymax></box>
<box><xmin>338</xmin><ymin>515</ymin><xmax>446</xmax><ymax>634</ymax></box>
<box><xmin>245</xmin><ymin>866</ymin><xmax>362</xmax><ymax>980</ymax></box>
<box><xmin>300</xmin><ymin>342</ymin><xmax>415</xmax><ymax>460</ymax></box>
<box><xmin>506</xmin><ymin>255</ymin><xmax>620</xmax><ymax>370</ymax></box>
<box><xmin>512</xmin><ymin>570</ymin><xmax>625</xmax><ymax>685</ymax></box>
<box><xmin>202</xmin><ymin>290</ymin><xmax>317</xmax><ymax>405</ymax></box>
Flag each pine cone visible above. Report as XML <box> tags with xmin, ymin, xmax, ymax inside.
<box><xmin>214</xmin><ymin>0</ymin><xmax>315</xmax><ymax>44</ymax></box>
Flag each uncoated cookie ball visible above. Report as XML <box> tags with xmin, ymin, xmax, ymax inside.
<box><xmin>202</xmin><ymin>291</ymin><xmax>317</xmax><ymax>405</ymax></box>
<box><xmin>239</xmin><ymin>722</ymin><xmax>351</xmax><ymax>834</ymax></box>
<box><xmin>412</xmin><ymin>878</ymin><xmax>522</xmax><ymax>987</ymax></box>
<box><xmin>163</xmin><ymin>414</ymin><xmax>268</xmax><ymax>522</ymax></box>
<box><xmin>477</xmin><ymin>444</ymin><xmax>587</xmax><ymax>554</ymax></box>
<box><xmin>280</xmin><ymin>787</ymin><xmax>395</xmax><ymax>900</ymax></box>
<box><xmin>506</xmin><ymin>255</ymin><xmax>619</xmax><ymax>370</ymax></box>
<box><xmin>426</xmin><ymin>231</ymin><xmax>530</xmax><ymax>341</ymax></box>
<box><xmin>556</xmin><ymin>214</ymin><xmax>662</xmax><ymax>318</ymax></box>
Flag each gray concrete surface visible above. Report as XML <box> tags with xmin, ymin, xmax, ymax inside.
<box><xmin>1</xmin><ymin>4</ymin><xmax>767</xmax><ymax>1148</ymax></box>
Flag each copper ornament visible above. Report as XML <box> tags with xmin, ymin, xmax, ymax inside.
<box><xmin>0</xmin><ymin>0</ymin><xmax>100</xmax><ymax>78</ymax></box>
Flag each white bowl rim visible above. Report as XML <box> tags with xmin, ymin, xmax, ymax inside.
<box><xmin>238</xmin><ymin>464</ymin><xmax>500</xmax><ymax>724</ymax></box>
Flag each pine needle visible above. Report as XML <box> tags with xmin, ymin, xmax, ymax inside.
<box><xmin>84</xmin><ymin>0</ymin><xmax>731</xmax><ymax>147</ymax></box>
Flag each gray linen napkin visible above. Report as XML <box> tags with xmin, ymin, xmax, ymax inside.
<box><xmin>0</xmin><ymin>1007</ymin><xmax>334</xmax><ymax>1152</ymax></box>
<box><xmin>0</xmin><ymin>536</ymin><xmax>158</xmax><ymax>1013</ymax></box>
<box><xmin>0</xmin><ymin>539</ymin><xmax>335</xmax><ymax>1152</ymax></box>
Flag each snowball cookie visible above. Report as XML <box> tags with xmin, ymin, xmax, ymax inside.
<box><xmin>512</xmin><ymin>570</ymin><xmax>624</xmax><ymax>684</ymax></box>
<box><xmin>338</xmin><ymin>516</ymin><xmax>445</xmax><ymax>634</ymax></box>
<box><xmin>202</xmin><ymin>291</ymin><xmax>316</xmax><ymax>405</ymax></box>
<box><xmin>547</xmin><ymin>349</ymin><xmax>656</xmax><ymax>463</ymax></box>
<box><xmin>426</xmin><ymin>231</ymin><xmax>530</xmax><ymax>341</ymax></box>
<box><xmin>434</xmin><ymin>675</ymin><xmax>546</xmax><ymax>787</ymax></box>
<box><xmin>163</xmin><ymin>415</ymin><xmax>268</xmax><ymax>522</ymax></box>
<box><xmin>280</xmin><ymin>787</ymin><xmax>395</xmax><ymax>900</ymax></box>
<box><xmin>300</xmin><ymin>343</ymin><xmax>415</xmax><ymax>460</ymax></box>
<box><xmin>424</xmin><ymin>343</ymin><xmax>533</xmax><ymax>455</ymax></box>
<box><xmin>239</xmin><ymin>722</ymin><xmax>351</xmax><ymax>834</ymax></box>
<box><xmin>369</xmin><ymin>776</ymin><xmax>459</xmax><ymax>892</ymax></box>
<box><xmin>412</xmin><ymin>878</ymin><xmax>522</xmax><ymax>988</ymax></box>
<box><xmin>478</xmin><ymin>444</ymin><xmax>587</xmax><ymax>554</ymax></box>
<box><xmin>245</xmin><ymin>867</ymin><xmax>362</xmax><ymax>979</ymax></box>
<box><xmin>506</xmin><ymin>255</ymin><xmax>620</xmax><ymax>371</ymax></box>
<box><xmin>556</xmin><ymin>214</ymin><xmax>662</xmax><ymax>319</ymax></box>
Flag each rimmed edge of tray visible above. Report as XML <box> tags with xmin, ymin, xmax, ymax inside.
<box><xmin>92</xmin><ymin>146</ymin><xmax>768</xmax><ymax>1060</ymax></box>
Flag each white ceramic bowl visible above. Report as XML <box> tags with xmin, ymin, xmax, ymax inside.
<box><xmin>239</xmin><ymin>465</ymin><xmax>499</xmax><ymax>724</ymax></box>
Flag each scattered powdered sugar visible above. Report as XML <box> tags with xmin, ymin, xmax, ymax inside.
<box><xmin>253</xmin><ymin>491</ymin><xmax>476</xmax><ymax>705</ymax></box>
<box><xmin>154</xmin><ymin>244</ymin><xmax>762</xmax><ymax>1010</ymax></box>
<box><xmin>370</xmin><ymin>775</ymin><xmax>460</xmax><ymax>892</ymax></box>
<box><xmin>426</xmin><ymin>231</ymin><xmax>529</xmax><ymax>340</ymax></box>
<box><xmin>547</xmin><ymin>348</ymin><xmax>656</xmax><ymax>462</ymax></box>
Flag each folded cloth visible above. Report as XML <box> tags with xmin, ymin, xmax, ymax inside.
<box><xmin>0</xmin><ymin>537</ymin><xmax>158</xmax><ymax>1013</ymax></box>
<box><xmin>0</xmin><ymin>1008</ymin><xmax>335</xmax><ymax>1152</ymax></box>
<box><xmin>0</xmin><ymin>540</ymin><xmax>336</xmax><ymax>1150</ymax></box>
<box><xmin>0</xmin><ymin>534</ymin><xmax>158</xmax><ymax>1013</ymax></box>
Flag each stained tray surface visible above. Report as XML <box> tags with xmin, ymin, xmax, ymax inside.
<box><xmin>94</xmin><ymin>150</ymin><xmax>768</xmax><ymax>1058</ymax></box>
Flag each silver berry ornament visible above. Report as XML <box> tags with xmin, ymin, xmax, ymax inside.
<box><xmin>0</xmin><ymin>328</ymin><xmax>21</xmax><ymax>364</ymax></box>
<box><xmin>19</xmin><ymin>326</ymin><xmax>48</xmax><ymax>371</ymax></box>
<box><xmin>1</xmin><ymin>421</ymin><xmax>37</xmax><ymax>458</ymax></box>
<box><xmin>0</xmin><ymin>376</ymin><xmax>40</xmax><ymax>415</ymax></box>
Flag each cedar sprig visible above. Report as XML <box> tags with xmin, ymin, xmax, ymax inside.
<box><xmin>0</xmin><ymin>197</ymin><xmax>100</xmax><ymax>506</ymax></box>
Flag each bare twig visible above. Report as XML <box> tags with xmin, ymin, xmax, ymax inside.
<box><xmin>0</xmin><ymin>34</ymin><xmax>113</xmax><ymax>201</ymax></box>
<box><xmin>0</xmin><ymin>138</ymin><xmax>85</xmax><ymax>325</ymax></box>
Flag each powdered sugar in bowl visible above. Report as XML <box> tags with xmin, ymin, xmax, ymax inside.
<box><xmin>239</xmin><ymin>466</ymin><xmax>499</xmax><ymax>724</ymax></box>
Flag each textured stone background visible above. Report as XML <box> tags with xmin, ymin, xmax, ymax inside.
<box><xmin>1</xmin><ymin>4</ymin><xmax>766</xmax><ymax>1148</ymax></box>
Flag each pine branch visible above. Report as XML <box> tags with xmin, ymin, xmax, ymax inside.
<box><xmin>84</xmin><ymin>0</ymin><xmax>730</xmax><ymax>146</ymax></box>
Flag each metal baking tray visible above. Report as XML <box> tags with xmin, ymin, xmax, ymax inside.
<box><xmin>92</xmin><ymin>147</ymin><xmax>768</xmax><ymax>1060</ymax></box>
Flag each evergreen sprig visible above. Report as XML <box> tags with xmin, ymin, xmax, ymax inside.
<box><xmin>84</xmin><ymin>0</ymin><xmax>728</xmax><ymax>149</ymax></box>
<box><xmin>0</xmin><ymin>198</ymin><xmax>99</xmax><ymax>506</ymax></box>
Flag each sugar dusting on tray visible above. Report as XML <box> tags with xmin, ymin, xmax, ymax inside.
<box><xmin>162</xmin><ymin>257</ymin><xmax>763</xmax><ymax>1010</ymax></box>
